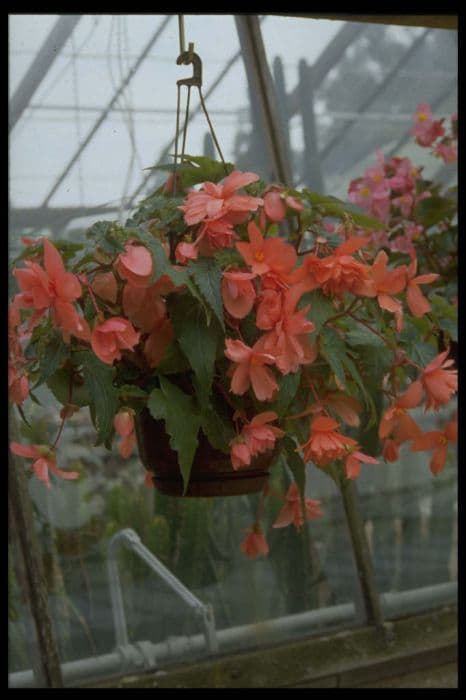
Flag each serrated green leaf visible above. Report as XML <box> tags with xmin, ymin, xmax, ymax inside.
<box><xmin>35</xmin><ymin>331</ymin><xmax>70</xmax><ymax>387</ymax></box>
<box><xmin>188</xmin><ymin>257</ymin><xmax>225</xmax><ymax>331</ymax></box>
<box><xmin>430</xmin><ymin>295</ymin><xmax>458</xmax><ymax>342</ymax></box>
<box><xmin>301</xmin><ymin>189</ymin><xmax>385</xmax><ymax>230</ymax></box>
<box><xmin>148</xmin><ymin>377</ymin><xmax>201</xmax><ymax>493</ymax></box>
<box><xmin>74</xmin><ymin>351</ymin><xmax>119</xmax><ymax>445</ymax></box>
<box><xmin>47</xmin><ymin>368</ymin><xmax>91</xmax><ymax>407</ymax></box>
<box><xmin>346</xmin><ymin>326</ymin><xmax>385</xmax><ymax>349</ymax></box>
<box><xmin>213</xmin><ymin>248</ymin><xmax>244</xmax><ymax>268</ymax></box>
<box><xmin>400</xmin><ymin>318</ymin><xmax>438</xmax><ymax>367</ymax></box>
<box><xmin>300</xmin><ymin>289</ymin><xmax>336</xmax><ymax>332</ymax></box>
<box><xmin>156</xmin><ymin>340</ymin><xmax>191</xmax><ymax>374</ymax></box>
<box><xmin>269</xmin><ymin>370</ymin><xmax>302</xmax><ymax>417</ymax></box>
<box><xmin>167</xmin><ymin>294</ymin><xmax>222</xmax><ymax>407</ymax></box>
<box><xmin>86</xmin><ymin>221</ymin><xmax>128</xmax><ymax>254</ymax></box>
<box><xmin>414</xmin><ymin>195</ymin><xmax>456</xmax><ymax>229</ymax></box>
<box><xmin>130</xmin><ymin>228</ymin><xmax>188</xmax><ymax>287</ymax></box>
<box><xmin>118</xmin><ymin>385</ymin><xmax>148</xmax><ymax>400</ymax></box>
<box><xmin>200</xmin><ymin>407</ymin><xmax>235</xmax><ymax>454</ymax></box>
<box><xmin>320</xmin><ymin>328</ymin><xmax>346</xmax><ymax>387</ymax></box>
<box><xmin>340</xmin><ymin>353</ymin><xmax>377</xmax><ymax>425</ymax></box>
<box><xmin>145</xmin><ymin>155</ymin><xmax>234</xmax><ymax>189</ymax></box>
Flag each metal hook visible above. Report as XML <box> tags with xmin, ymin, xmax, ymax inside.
<box><xmin>176</xmin><ymin>43</ymin><xmax>203</xmax><ymax>88</ymax></box>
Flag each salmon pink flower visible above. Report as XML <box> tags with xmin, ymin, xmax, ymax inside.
<box><xmin>378</xmin><ymin>386</ymin><xmax>423</xmax><ymax>443</ymax></box>
<box><xmin>310</xmin><ymin>237</ymin><xmax>373</xmax><ymax>298</ymax></box>
<box><xmin>143</xmin><ymin>318</ymin><xmax>174</xmax><ymax>368</ymax></box>
<box><xmin>240</xmin><ymin>525</ymin><xmax>269</xmax><ymax>559</ymax></box>
<box><xmin>8</xmin><ymin>363</ymin><xmax>29</xmax><ymax>405</ymax></box>
<box><xmin>179</xmin><ymin>170</ymin><xmax>263</xmax><ymax>226</ymax></box>
<box><xmin>175</xmin><ymin>241</ymin><xmax>198</xmax><ymax>264</ymax></box>
<box><xmin>299</xmin><ymin>416</ymin><xmax>358</xmax><ymax>466</ymax></box>
<box><xmin>367</xmin><ymin>250</ymin><xmax>406</xmax><ymax>330</ymax></box>
<box><xmin>224</xmin><ymin>338</ymin><xmax>278</xmax><ymax>401</ymax></box>
<box><xmin>91</xmin><ymin>317</ymin><xmax>140</xmax><ymax>365</ymax></box>
<box><xmin>323</xmin><ymin>392</ymin><xmax>362</xmax><ymax>427</ymax></box>
<box><xmin>122</xmin><ymin>282</ymin><xmax>168</xmax><ymax>333</ymax></box>
<box><xmin>114</xmin><ymin>409</ymin><xmax>136</xmax><ymax>459</ymax></box>
<box><xmin>198</xmin><ymin>218</ymin><xmax>237</xmax><ymax>251</ymax></box>
<box><xmin>405</xmin><ymin>256</ymin><xmax>439</xmax><ymax>318</ymax></box>
<box><xmin>273</xmin><ymin>481</ymin><xmax>322</xmax><ymax>531</ymax></box>
<box><xmin>221</xmin><ymin>270</ymin><xmax>256</xmax><ymax>319</ymax></box>
<box><xmin>255</xmin><ymin>283</ymin><xmax>316</xmax><ymax>375</ymax></box>
<box><xmin>242</xmin><ymin>411</ymin><xmax>284</xmax><ymax>456</ymax></box>
<box><xmin>344</xmin><ymin>449</ymin><xmax>379</xmax><ymax>480</ymax></box>
<box><xmin>421</xmin><ymin>350</ymin><xmax>457</xmax><ymax>411</ymax></box>
<box><xmin>230</xmin><ymin>441</ymin><xmax>252</xmax><ymax>470</ymax></box>
<box><xmin>410</xmin><ymin>417</ymin><xmax>457</xmax><ymax>475</ymax></box>
<box><xmin>13</xmin><ymin>239</ymin><xmax>89</xmax><ymax>342</ymax></box>
<box><xmin>382</xmin><ymin>439</ymin><xmax>400</xmax><ymax>462</ymax></box>
<box><xmin>116</xmin><ymin>243</ymin><xmax>153</xmax><ymax>288</ymax></box>
<box><xmin>256</xmin><ymin>288</ymin><xmax>283</xmax><ymax>330</ymax></box>
<box><xmin>10</xmin><ymin>442</ymin><xmax>79</xmax><ymax>488</ymax></box>
<box><xmin>263</xmin><ymin>190</ymin><xmax>286</xmax><ymax>223</ymax></box>
<box><xmin>92</xmin><ymin>271</ymin><xmax>118</xmax><ymax>304</ymax></box>
<box><xmin>236</xmin><ymin>221</ymin><xmax>297</xmax><ymax>279</ymax></box>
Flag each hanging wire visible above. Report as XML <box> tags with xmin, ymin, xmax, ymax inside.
<box><xmin>172</xmin><ymin>14</ymin><xmax>228</xmax><ymax>195</ymax></box>
<box><xmin>178</xmin><ymin>15</ymin><xmax>186</xmax><ymax>54</ymax></box>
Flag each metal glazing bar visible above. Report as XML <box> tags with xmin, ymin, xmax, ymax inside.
<box><xmin>9</xmin><ymin>15</ymin><xmax>81</xmax><ymax>132</ymax></box>
<box><xmin>41</xmin><ymin>15</ymin><xmax>172</xmax><ymax>208</ymax></box>
<box><xmin>234</xmin><ymin>15</ymin><xmax>292</xmax><ymax>185</ymax></box>
<box><xmin>319</xmin><ymin>28</ymin><xmax>431</xmax><ymax>162</ymax></box>
<box><xmin>286</xmin><ymin>23</ymin><xmax>366</xmax><ymax>118</ymax></box>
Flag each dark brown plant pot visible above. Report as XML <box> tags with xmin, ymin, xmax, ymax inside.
<box><xmin>135</xmin><ymin>408</ymin><xmax>277</xmax><ymax>498</ymax></box>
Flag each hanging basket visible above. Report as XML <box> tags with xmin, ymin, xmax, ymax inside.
<box><xmin>135</xmin><ymin>408</ymin><xmax>277</xmax><ymax>498</ymax></box>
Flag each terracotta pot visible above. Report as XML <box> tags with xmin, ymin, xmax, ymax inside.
<box><xmin>135</xmin><ymin>408</ymin><xmax>277</xmax><ymax>498</ymax></box>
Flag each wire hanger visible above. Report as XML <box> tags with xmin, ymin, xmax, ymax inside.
<box><xmin>172</xmin><ymin>15</ymin><xmax>228</xmax><ymax>194</ymax></box>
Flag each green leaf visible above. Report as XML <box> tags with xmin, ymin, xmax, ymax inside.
<box><xmin>430</xmin><ymin>295</ymin><xmax>458</xmax><ymax>342</ymax></box>
<box><xmin>148</xmin><ymin>377</ymin><xmax>201</xmax><ymax>493</ymax></box>
<box><xmin>320</xmin><ymin>328</ymin><xmax>346</xmax><ymax>387</ymax></box>
<box><xmin>340</xmin><ymin>353</ymin><xmax>377</xmax><ymax>425</ymax></box>
<box><xmin>167</xmin><ymin>294</ymin><xmax>222</xmax><ymax>408</ymax></box>
<box><xmin>414</xmin><ymin>195</ymin><xmax>456</xmax><ymax>229</ymax></box>
<box><xmin>35</xmin><ymin>330</ymin><xmax>70</xmax><ymax>387</ymax></box>
<box><xmin>145</xmin><ymin>155</ymin><xmax>234</xmax><ymax>189</ymax></box>
<box><xmin>346</xmin><ymin>326</ymin><xmax>385</xmax><ymax>349</ymax></box>
<box><xmin>156</xmin><ymin>340</ymin><xmax>191</xmax><ymax>374</ymax></box>
<box><xmin>130</xmin><ymin>228</ymin><xmax>188</xmax><ymax>287</ymax></box>
<box><xmin>269</xmin><ymin>370</ymin><xmax>302</xmax><ymax>417</ymax></box>
<box><xmin>213</xmin><ymin>248</ymin><xmax>244</xmax><ymax>268</ymax></box>
<box><xmin>300</xmin><ymin>290</ymin><xmax>336</xmax><ymax>332</ymax></box>
<box><xmin>321</xmin><ymin>328</ymin><xmax>379</xmax><ymax>423</ymax></box>
<box><xmin>86</xmin><ymin>221</ymin><xmax>129</xmax><ymax>254</ymax></box>
<box><xmin>400</xmin><ymin>318</ymin><xmax>438</xmax><ymax>367</ymax></box>
<box><xmin>74</xmin><ymin>351</ymin><xmax>119</xmax><ymax>445</ymax></box>
<box><xmin>301</xmin><ymin>189</ymin><xmax>385</xmax><ymax>230</ymax></box>
<box><xmin>118</xmin><ymin>385</ymin><xmax>148</xmax><ymax>400</ymax></box>
<box><xmin>47</xmin><ymin>368</ymin><xmax>91</xmax><ymax>407</ymax></box>
<box><xmin>188</xmin><ymin>257</ymin><xmax>225</xmax><ymax>331</ymax></box>
<box><xmin>200</xmin><ymin>407</ymin><xmax>235</xmax><ymax>454</ymax></box>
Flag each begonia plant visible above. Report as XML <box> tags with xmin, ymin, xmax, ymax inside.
<box><xmin>9</xmin><ymin>137</ymin><xmax>457</xmax><ymax>557</ymax></box>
